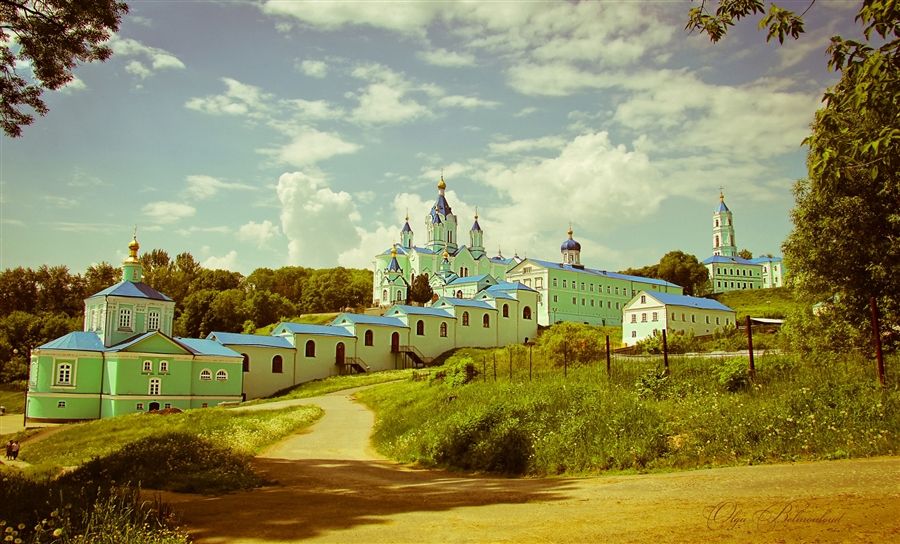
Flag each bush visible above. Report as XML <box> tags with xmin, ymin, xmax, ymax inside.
<box><xmin>635</xmin><ymin>367</ymin><xmax>669</xmax><ymax>399</ymax></box>
<box><xmin>634</xmin><ymin>329</ymin><xmax>701</xmax><ymax>354</ymax></box>
<box><xmin>717</xmin><ymin>358</ymin><xmax>751</xmax><ymax>392</ymax></box>
<box><xmin>536</xmin><ymin>322</ymin><xmax>609</xmax><ymax>366</ymax></box>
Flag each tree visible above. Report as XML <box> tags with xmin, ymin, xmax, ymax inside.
<box><xmin>737</xmin><ymin>249</ymin><xmax>753</xmax><ymax>260</ymax></box>
<box><xmin>621</xmin><ymin>251</ymin><xmax>709</xmax><ymax>296</ymax></box>
<box><xmin>408</xmin><ymin>273</ymin><xmax>434</xmax><ymax>305</ymax></box>
<box><xmin>687</xmin><ymin>1</ymin><xmax>900</xmax><ymax>347</ymax></box>
<box><xmin>1</xmin><ymin>0</ymin><xmax>130</xmax><ymax>137</ymax></box>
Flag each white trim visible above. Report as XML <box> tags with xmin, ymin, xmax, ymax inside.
<box><xmin>28</xmin><ymin>392</ymin><xmax>100</xmax><ymax>399</ymax></box>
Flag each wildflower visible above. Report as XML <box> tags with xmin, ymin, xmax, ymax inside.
<box><xmin>52</xmin><ymin>528</ymin><xmax>63</xmax><ymax>538</ymax></box>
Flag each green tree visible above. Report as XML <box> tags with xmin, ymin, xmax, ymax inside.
<box><xmin>737</xmin><ymin>249</ymin><xmax>753</xmax><ymax>260</ymax></box>
<box><xmin>621</xmin><ymin>251</ymin><xmax>709</xmax><ymax>296</ymax></box>
<box><xmin>408</xmin><ymin>273</ymin><xmax>434</xmax><ymax>305</ymax></box>
<box><xmin>1</xmin><ymin>0</ymin><xmax>130</xmax><ymax>137</ymax></box>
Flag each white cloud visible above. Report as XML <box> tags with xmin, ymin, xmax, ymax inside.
<box><xmin>58</xmin><ymin>76</ymin><xmax>87</xmax><ymax>92</ymax></box>
<box><xmin>110</xmin><ymin>37</ymin><xmax>185</xmax><ymax>79</ymax></box>
<box><xmin>277</xmin><ymin>172</ymin><xmax>362</xmax><ymax>267</ymax></box>
<box><xmin>514</xmin><ymin>106</ymin><xmax>537</xmax><ymax>117</ymax></box>
<box><xmin>298</xmin><ymin>59</ymin><xmax>328</xmax><ymax>78</ymax></box>
<box><xmin>417</xmin><ymin>48</ymin><xmax>477</xmax><ymax>67</ymax></box>
<box><xmin>348</xmin><ymin>64</ymin><xmax>434</xmax><ymax>125</ymax></box>
<box><xmin>488</xmin><ymin>136</ymin><xmax>567</xmax><ymax>155</ymax></box>
<box><xmin>185</xmin><ymin>78</ymin><xmax>274</xmax><ymax>118</ymax></box>
<box><xmin>175</xmin><ymin>226</ymin><xmax>231</xmax><ymax>236</ymax></box>
<box><xmin>43</xmin><ymin>196</ymin><xmax>78</xmax><ymax>208</ymax></box>
<box><xmin>1</xmin><ymin>218</ymin><xmax>25</xmax><ymax>227</ymax></box>
<box><xmin>261</xmin><ymin>0</ymin><xmax>438</xmax><ymax>36</ymax></box>
<box><xmin>284</xmin><ymin>98</ymin><xmax>345</xmax><ymax>121</ymax></box>
<box><xmin>184</xmin><ymin>175</ymin><xmax>256</xmax><ymax>200</ymax></box>
<box><xmin>437</xmin><ymin>95</ymin><xmax>499</xmax><ymax>109</ymax></box>
<box><xmin>142</xmin><ymin>201</ymin><xmax>196</xmax><ymax>224</ymax></box>
<box><xmin>237</xmin><ymin>220</ymin><xmax>281</xmax><ymax>247</ymax></box>
<box><xmin>203</xmin><ymin>250</ymin><xmax>238</xmax><ymax>271</ymax></box>
<box><xmin>261</xmin><ymin>127</ymin><xmax>360</xmax><ymax>168</ymax></box>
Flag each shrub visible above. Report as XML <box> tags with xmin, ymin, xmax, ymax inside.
<box><xmin>635</xmin><ymin>367</ymin><xmax>669</xmax><ymax>399</ymax></box>
<box><xmin>717</xmin><ymin>357</ymin><xmax>751</xmax><ymax>392</ymax></box>
<box><xmin>634</xmin><ymin>329</ymin><xmax>701</xmax><ymax>354</ymax></box>
<box><xmin>536</xmin><ymin>322</ymin><xmax>609</xmax><ymax>366</ymax></box>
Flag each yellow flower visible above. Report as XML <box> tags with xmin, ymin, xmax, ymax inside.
<box><xmin>52</xmin><ymin>528</ymin><xmax>63</xmax><ymax>538</ymax></box>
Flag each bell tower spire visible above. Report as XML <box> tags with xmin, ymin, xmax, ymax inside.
<box><xmin>712</xmin><ymin>189</ymin><xmax>737</xmax><ymax>257</ymax></box>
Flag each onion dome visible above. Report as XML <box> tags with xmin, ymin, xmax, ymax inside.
<box><xmin>438</xmin><ymin>172</ymin><xmax>446</xmax><ymax>191</ymax></box>
<box><xmin>123</xmin><ymin>234</ymin><xmax>141</xmax><ymax>265</ymax></box>
<box><xmin>560</xmin><ymin>227</ymin><xmax>581</xmax><ymax>251</ymax></box>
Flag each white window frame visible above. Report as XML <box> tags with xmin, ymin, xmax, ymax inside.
<box><xmin>147</xmin><ymin>310</ymin><xmax>160</xmax><ymax>331</ymax></box>
<box><xmin>55</xmin><ymin>362</ymin><xmax>74</xmax><ymax>387</ymax></box>
<box><xmin>159</xmin><ymin>360</ymin><xmax>169</xmax><ymax>373</ymax></box>
<box><xmin>200</xmin><ymin>369</ymin><xmax>212</xmax><ymax>381</ymax></box>
<box><xmin>216</xmin><ymin>370</ymin><xmax>228</xmax><ymax>381</ymax></box>
<box><xmin>118</xmin><ymin>308</ymin><xmax>132</xmax><ymax>330</ymax></box>
<box><xmin>57</xmin><ymin>401</ymin><xmax>66</xmax><ymax>408</ymax></box>
<box><xmin>142</xmin><ymin>360</ymin><xmax>153</xmax><ymax>373</ymax></box>
<box><xmin>149</xmin><ymin>378</ymin><xmax>161</xmax><ymax>396</ymax></box>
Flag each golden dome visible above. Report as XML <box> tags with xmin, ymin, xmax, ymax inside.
<box><xmin>391</xmin><ymin>245</ymin><xmax>397</xmax><ymax>257</ymax></box>
<box><xmin>123</xmin><ymin>235</ymin><xmax>141</xmax><ymax>264</ymax></box>
<box><xmin>568</xmin><ymin>227</ymin><xmax>574</xmax><ymax>239</ymax></box>
<box><xmin>442</xmin><ymin>249</ymin><xmax>449</xmax><ymax>259</ymax></box>
<box><xmin>438</xmin><ymin>174</ymin><xmax>446</xmax><ymax>191</ymax></box>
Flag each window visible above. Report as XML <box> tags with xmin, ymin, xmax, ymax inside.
<box><xmin>717</xmin><ymin>281</ymin><xmax>721</xmax><ymax>287</ymax></box>
<box><xmin>572</xmin><ymin>297</ymin><xmax>576</xmax><ymax>304</ymax></box>
<box><xmin>590</xmin><ymin>300</ymin><xmax>594</xmax><ymax>307</ymax></box>
<box><xmin>641</xmin><ymin>313</ymin><xmax>647</xmax><ymax>322</ymax></box>
<box><xmin>615</xmin><ymin>302</ymin><xmax>619</xmax><ymax>309</ymax></box>
<box><xmin>136</xmin><ymin>403</ymin><xmax>143</xmax><ymax>410</ymax></box>
<box><xmin>416</xmin><ymin>320</ymin><xmax>425</xmax><ymax>335</ymax></box>
<box><xmin>615</xmin><ymin>287</ymin><xmax>619</xmax><ymax>295</ymax></box>
<box><xmin>706</xmin><ymin>316</ymin><xmax>710</xmax><ymax>324</ymax></box>
<box><xmin>149</xmin><ymin>378</ymin><xmax>161</xmax><ymax>395</ymax></box>
<box><xmin>397</xmin><ymin>290</ymin><xmax>402</xmax><ymax>301</ymax></box>
<box><xmin>502</xmin><ymin>304</ymin><xmax>509</xmax><ymax>318</ymax></box>
<box><xmin>607</xmin><ymin>286</ymin><xmax>611</xmax><ymax>294</ymax></box>
<box><xmin>682</xmin><ymin>313</ymin><xmax>686</xmax><ymax>321</ymax></box>
<box><xmin>691</xmin><ymin>315</ymin><xmax>696</xmax><ymax>323</ymax></box>
<box><xmin>715</xmin><ymin>235</ymin><xmax>719</xmax><ymax>246</ymax></box>
<box><xmin>382</xmin><ymin>289</ymin><xmax>387</xmax><ymax>302</ymax></box>
<box><xmin>440</xmin><ymin>322</ymin><xmax>448</xmax><ymax>337</ymax></box>
<box><xmin>202</xmin><ymin>403</ymin><xmax>208</xmax><ymax>408</ymax></box>
<box><xmin>200</xmin><ymin>369</ymin><xmax>212</xmax><ymax>381</ymax></box>
<box><xmin>524</xmin><ymin>278</ymin><xmax>532</xmax><ymax>287</ymax></box>
<box><xmin>523</xmin><ymin>306</ymin><xmax>532</xmax><ymax>320</ymax></box>
<box><xmin>456</xmin><ymin>290</ymin><xmax>463</xmax><ymax>298</ymax></box>
<box><xmin>631</xmin><ymin>331</ymin><xmax>637</xmax><ymax>338</ymax></box>
<box><xmin>581</xmin><ymin>282</ymin><xmax>585</xmax><ymax>290</ymax></box>
<box><xmin>143</xmin><ymin>360</ymin><xmax>152</xmax><ymax>373</ymax></box>
<box><xmin>535</xmin><ymin>278</ymin><xmax>543</xmax><ymax>289</ymax></box>
<box><xmin>90</xmin><ymin>309</ymin><xmax>97</xmax><ymax>331</ymax></box>
<box><xmin>159</xmin><ymin>361</ymin><xmax>168</xmax><ymax>373</ymax></box>
<box><xmin>242</xmin><ymin>354</ymin><xmax>250</xmax><ymax>372</ymax></box>
<box><xmin>590</xmin><ymin>284</ymin><xmax>594</xmax><ymax>292</ymax></box>
<box><xmin>553</xmin><ymin>278</ymin><xmax>558</xmax><ymax>287</ymax></box>
<box><xmin>716</xmin><ymin>317</ymin><xmax>720</xmax><ymax>325</ymax></box>
<box><xmin>523</xmin><ymin>267</ymin><xmax>532</xmax><ymax>273</ymax></box>
<box><xmin>552</xmin><ymin>295</ymin><xmax>558</xmax><ymax>303</ymax></box>
<box><xmin>364</xmin><ymin>330</ymin><xmax>374</xmax><ymax>346</ymax></box>
<box><xmin>216</xmin><ymin>370</ymin><xmax>228</xmax><ymax>381</ymax></box>
<box><xmin>56</xmin><ymin>363</ymin><xmax>72</xmax><ymax>386</ymax></box>
<box><xmin>607</xmin><ymin>301</ymin><xmax>611</xmax><ymax>308</ymax></box>
<box><xmin>118</xmin><ymin>308</ymin><xmax>132</xmax><ymax>330</ymax></box>
<box><xmin>482</xmin><ymin>314</ymin><xmax>490</xmax><ymax>328</ymax></box>
<box><xmin>640</xmin><ymin>295</ymin><xmax>646</xmax><ymax>303</ymax></box>
<box><xmin>272</xmin><ymin>355</ymin><xmax>283</xmax><ymax>373</ymax></box>
<box><xmin>672</xmin><ymin>312</ymin><xmax>676</xmax><ymax>320</ymax></box>
<box><xmin>148</xmin><ymin>310</ymin><xmax>160</xmax><ymax>331</ymax></box>
<box><xmin>462</xmin><ymin>312</ymin><xmax>470</xmax><ymax>326</ymax></box>
<box><xmin>652</xmin><ymin>312</ymin><xmax>658</xmax><ymax>321</ymax></box>
<box><xmin>631</xmin><ymin>314</ymin><xmax>637</xmax><ymax>323</ymax></box>
<box><xmin>563</xmin><ymin>280</ymin><xmax>567</xmax><ymax>288</ymax></box>
<box><xmin>305</xmin><ymin>340</ymin><xmax>316</xmax><ymax>357</ymax></box>
<box><xmin>715</xmin><ymin>219</ymin><xmax>719</xmax><ymax>227</ymax></box>
<box><xmin>164</xmin><ymin>403</ymin><xmax>171</xmax><ymax>409</ymax></box>
<box><xmin>726</xmin><ymin>318</ymin><xmax>730</xmax><ymax>325</ymax></box>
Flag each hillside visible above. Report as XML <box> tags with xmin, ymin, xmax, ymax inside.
<box><xmin>710</xmin><ymin>287</ymin><xmax>799</xmax><ymax>319</ymax></box>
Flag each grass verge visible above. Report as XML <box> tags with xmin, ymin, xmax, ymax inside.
<box><xmin>357</xmin><ymin>352</ymin><xmax>899</xmax><ymax>476</ymax></box>
<box><xmin>246</xmin><ymin>369</ymin><xmax>414</xmax><ymax>405</ymax></box>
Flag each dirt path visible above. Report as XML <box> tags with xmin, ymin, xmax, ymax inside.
<box><xmin>164</xmin><ymin>387</ymin><xmax>900</xmax><ymax>543</ymax></box>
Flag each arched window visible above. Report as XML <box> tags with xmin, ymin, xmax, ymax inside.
<box><xmin>305</xmin><ymin>340</ymin><xmax>316</xmax><ymax>357</ymax></box>
<box><xmin>462</xmin><ymin>312</ymin><xmax>469</xmax><ymax>326</ymax></box>
<box><xmin>456</xmin><ymin>290</ymin><xmax>463</xmax><ymax>298</ymax></box>
<box><xmin>143</xmin><ymin>360</ymin><xmax>152</xmax><ymax>373</ymax></box>
<box><xmin>416</xmin><ymin>320</ymin><xmax>425</xmax><ymax>336</ymax></box>
<box><xmin>242</xmin><ymin>353</ymin><xmax>250</xmax><ymax>372</ymax></box>
<box><xmin>523</xmin><ymin>306</ymin><xmax>532</xmax><ymax>320</ymax></box>
<box><xmin>397</xmin><ymin>290</ymin><xmax>402</xmax><ymax>301</ymax></box>
<box><xmin>382</xmin><ymin>289</ymin><xmax>387</xmax><ymax>302</ymax></box>
<box><xmin>715</xmin><ymin>236</ymin><xmax>719</xmax><ymax>247</ymax></box>
<box><xmin>715</xmin><ymin>219</ymin><xmax>719</xmax><ymax>227</ymax></box>
<box><xmin>502</xmin><ymin>304</ymin><xmax>509</xmax><ymax>318</ymax></box>
<box><xmin>272</xmin><ymin>355</ymin><xmax>283</xmax><ymax>373</ymax></box>
<box><xmin>440</xmin><ymin>322</ymin><xmax>448</xmax><ymax>337</ymax></box>
<box><xmin>159</xmin><ymin>361</ymin><xmax>168</xmax><ymax>373</ymax></box>
<box><xmin>483</xmin><ymin>314</ymin><xmax>490</xmax><ymax>328</ymax></box>
<box><xmin>364</xmin><ymin>329</ymin><xmax>374</xmax><ymax>346</ymax></box>
<box><xmin>56</xmin><ymin>363</ymin><xmax>72</xmax><ymax>385</ymax></box>
<box><xmin>149</xmin><ymin>378</ymin><xmax>161</xmax><ymax>395</ymax></box>
<box><xmin>216</xmin><ymin>370</ymin><xmax>228</xmax><ymax>381</ymax></box>
<box><xmin>200</xmin><ymin>369</ymin><xmax>212</xmax><ymax>381</ymax></box>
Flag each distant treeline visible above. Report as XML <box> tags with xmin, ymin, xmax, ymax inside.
<box><xmin>0</xmin><ymin>249</ymin><xmax>373</xmax><ymax>382</ymax></box>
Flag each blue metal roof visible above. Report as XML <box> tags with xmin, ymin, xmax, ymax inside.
<box><xmin>38</xmin><ymin>332</ymin><xmax>107</xmax><ymax>351</ymax></box>
<box><xmin>478</xmin><ymin>290</ymin><xmax>516</xmax><ymax>300</ymax></box>
<box><xmin>471</xmin><ymin>219</ymin><xmax>482</xmax><ymax>231</ymax></box>
<box><xmin>387</xmin><ymin>305</ymin><xmax>454</xmax><ymax>318</ymax></box>
<box><xmin>108</xmin><ymin>331</ymin><xmax>199</xmax><ymax>354</ymax></box>
<box><xmin>207</xmin><ymin>332</ymin><xmax>294</xmax><ymax>349</ymax></box>
<box><xmin>387</xmin><ymin>256</ymin><xmax>402</xmax><ymax>272</ymax></box>
<box><xmin>401</xmin><ymin>221</ymin><xmax>412</xmax><ymax>233</ymax></box>
<box><xmin>702</xmin><ymin>255</ymin><xmax>759</xmax><ymax>266</ymax></box>
<box><xmin>447</xmin><ymin>274</ymin><xmax>493</xmax><ymax>286</ymax></box>
<box><xmin>87</xmin><ymin>281</ymin><xmax>172</xmax><ymax>301</ymax></box>
<box><xmin>272</xmin><ymin>322</ymin><xmax>356</xmax><ymax>337</ymax></box>
<box><xmin>431</xmin><ymin>194</ymin><xmax>452</xmax><ymax>218</ymax></box>
<box><xmin>332</xmin><ymin>313</ymin><xmax>408</xmax><ymax>328</ymax></box>
<box><xmin>643</xmin><ymin>292</ymin><xmax>735</xmax><ymax>312</ymax></box>
<box><xmin>525</xmin><ymin>258</ymin><xmax>680</xmax><ymax>288</ymax></box>
<box><xmin>436</xmin><ymin>297</ymin><xmax>494</xmax><ymax>309</ymax></box>
<box><xmin>716</xmin><ymin>200</ymin><xmax>730</xmax><ymax>213</ymax></box>
<box><xmin>750</xmin><ymin>256</ymin><xmax>783</xmax><ymax>264</ymax></box>
<box><xmin>177</xmin><ymin>338</ymin><xmax>243</xmax><ymax>358</ymax></box>
<box><xmin>561</xmin><ymin>238</ymin><xmax>581</xmax><ymax>251</ymax></box>
<box><xmin>489</xmin><ymin>281</ymin><xmax>538</xmax><ymax>293</ymax></box>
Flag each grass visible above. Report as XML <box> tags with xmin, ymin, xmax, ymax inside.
<box><xmin>254</xmin><ymin>313</ymin><xmax>341</xmax><ymax>334</ymax></box>
<box><xmin>357</xmin><ymin>351</ymin><xmax>900</xmax><ymax>476</ymax></box>
<box><xmin>20</xmin><ymin>404</ymin><xmax>322</xmax><ymax>473</ymax></box>
<box><xmin>0</xmin><ymin>388</ymin><xmax>25</xmax><ymax>413</ymax></box>
<box><xmin>711</xmin><ymin>287</ymin><xmax>800</xmax><ymax>319</ymax></box>
<box><xmin>246</xmin><ymin>369</ymin><xmax>414</xmax><ymax>405</ymax></box>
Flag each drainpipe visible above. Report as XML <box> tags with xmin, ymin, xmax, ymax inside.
<box><xmin>98</xmin><ymin>351</ymin><xmax>105</xmax><ymax>419</ymax></box>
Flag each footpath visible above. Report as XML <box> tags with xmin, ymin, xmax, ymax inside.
<box><xmin>163</xmin><ymin>386</ymin><xmax>900</xmax><ymax>544</ymax></box>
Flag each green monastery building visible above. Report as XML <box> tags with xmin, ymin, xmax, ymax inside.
<box><xmin>373</xmin><ymin>176</ymin><xmax>684</xmax><ymax>327</ymax></box>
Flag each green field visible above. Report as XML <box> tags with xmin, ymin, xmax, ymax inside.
<box><xmin>711</xmin><ymin>287</ymin><xmax>800</xmax><ymax>319</ymax></box>
<box><xmin>0</xmin><ymin>388</ymin><xmax>25</xmax><ymax>413</ymax></box>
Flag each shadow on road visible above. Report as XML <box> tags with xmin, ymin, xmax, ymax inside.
<box><xmin>165</xmin><ymin>456</ymin><xmax>580</xmax><ymax>542</ymax></box>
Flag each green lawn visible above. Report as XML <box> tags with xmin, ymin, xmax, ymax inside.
<box><xmin>250</xmin><ymin>369</ymin><xmax>414</xmax><ymax>404</ymax></box>
<box><xmin>711</xmin><ymin>287</ymin><xmax>800</xmax><ymax>319</ymax></box>
<box><xmin>0</xmin><ymin>388</ymin><xmax>26</xmax><ymax>413</ymax></box>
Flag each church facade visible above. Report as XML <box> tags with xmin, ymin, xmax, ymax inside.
<box><xmin>702</xmin><ymin>192</ymin><xmax>786</xmax><ymax>293</ymax></box>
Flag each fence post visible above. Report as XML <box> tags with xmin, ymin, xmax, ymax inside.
<box><xmin>662</xmin><ymin>329</ymin><xmax>669</xmax><ymax>376</ymax></box>
<box><xmin>605</xmin><ymin>335</ymin><xmax>611</xmax><ymax>376</ymax></box>
<box><xmin>493</xmin><ymin>353</ymin><xmax>497</xmax><ymax>382</ymax></box>
<box><xmin>564</xmin><ymin>340</ymin><xmax>568</xmax><ymax>378</ymax></box>
<box><xmin>509</xmin><ymin>346</ymin><xmax>513</xmax><ymax>380</ymax></box>
<box><xmin>529</xmin><ymin>344</ymin><xmax>533</xmax><ymax>381</ymax></box>
<box><xmin>746</xmin><ymin>315</ymin><xmax>755</xmax><ymax>380</ymax></box>
<box><xmin>871</xmin><ymin>297</ymin><xmax>886</xmax><ymax>387</ymax></box>
<box><xmin>483</xmin><ymin>357</ymin><xmax>486</xmax><ymax>382</ymax></box>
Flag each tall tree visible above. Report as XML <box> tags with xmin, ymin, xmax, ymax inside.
<box><xmin>0</xmin><ymin>0</ymin><xmax>130</xmax><ymax>137</ymax></box>
<box><xmin>620</xmin><ymin>251</ymin><xmax>709</xmax><ymax>296</ymax></box>
<box><xmin>737</xmin><ymin>249</ymin><xmax>753</xmax><ymax>260</ymax></box>
<box><xmin>408</xmin><ymin>273</ymin><xmax>434</xmax><ymax>305</ymax></box>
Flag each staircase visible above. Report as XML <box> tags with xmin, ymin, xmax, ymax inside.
<box><xmin>336</xmin><ymin>356</ymin><xmax>370</xmax><ymax>375</ymax></box>
<box><xmin>397</xmin><ymin>345</ymin><xmax>433</xmax><ymax>368</ymax></box>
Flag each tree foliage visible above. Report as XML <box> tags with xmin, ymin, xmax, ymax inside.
<box><xmin>0</xmin><ymin>0</ymin><xmax>129</xmax><ymax>137</ymax></box>
<box><xmin>737</xmin><ymin>249</ymin><xmax>753</xmax><ymax>260</ymax></box>
<box><xmin>687</xmin><ymin>1</ymin><xmax>900</xmax><ymax>347</ymax></box>
<box><xmin>408</xmin><ymin>273</ymin><xmax>434</xmax><ymax>304</ymax></box>
<box><xmin>621</xmin><ymin>250</ymin><xmax>710</xmax><ymax>296</ymax></box>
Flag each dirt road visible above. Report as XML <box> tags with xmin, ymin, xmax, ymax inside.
<box><xmin>164</xmin><ymin>387</ymin><xmax>900</xmax><ymax>543</ymax></box>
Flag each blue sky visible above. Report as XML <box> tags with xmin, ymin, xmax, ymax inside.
<box><xmin>0</xmin><ymin>1</ymin><xmax>859</xmax><ymax>275</ymax></box>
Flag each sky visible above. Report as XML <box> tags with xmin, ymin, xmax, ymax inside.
<box><xmin>0</xmin><ymin>0</ymin><xmax>862</xmax><ymax>276</ymax></box>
